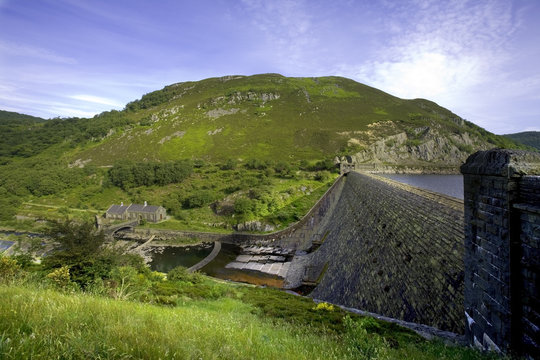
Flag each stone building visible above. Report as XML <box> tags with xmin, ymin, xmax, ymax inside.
<box><xmin>334</xmin><ymin>155</ymin><xmax>356</xmax><ymax>175</ymax></box>
<box><xmin>105</xmin><ymin>202</ymin><xmax>166</xmax><ymax>223</ymax></box>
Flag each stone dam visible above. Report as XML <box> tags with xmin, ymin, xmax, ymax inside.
<box><xmin>122</xmin><ymin>149</ymin><xmax>539</xmax><ymax>358</ymax></box>
<box><xmin>130</xmin><ymin>171</ymin><xmax>466</xmax><ymax>333</ymax></box>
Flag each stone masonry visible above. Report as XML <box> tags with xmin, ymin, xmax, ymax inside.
<box><xmin>308</xmin><ymin>172</ymin><xmax>465</xmax><ymax>333</ymax></box>
<box><xmin>461</xmin><ymin>149</ymin><xmax>540</xmax><ymax>358</ymax></box>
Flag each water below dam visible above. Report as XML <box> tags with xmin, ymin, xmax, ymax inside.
<box><xmin>148</xmin><ymin>243</ymin><xmax>285</xmax><ymax>288</ymax></box>
<box><xmin>380</xmin><ymin>174</ymin><xmax>464</xmax><ymax>199</ymax></box>
<box><xmin>148</xmin><ymin>243</ymin><xmax>214</xmax><ymax>272</ymax></box>
<box><xmin>0</xmin><ymin>240</ymin><xmax>14</xmax><ymax>252</ymax></box>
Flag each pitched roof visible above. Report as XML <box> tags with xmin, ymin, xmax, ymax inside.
<box><xmin>106</xmin><ymin>204</ymin><xmax>129</xmax><ymax>215</ymax></box>
<box><xmin>126</xmin><ymin>204</ymin><xmax>162</xmax><ymax>213</ymax></box>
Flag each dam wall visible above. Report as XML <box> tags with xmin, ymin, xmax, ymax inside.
<box><xmin>461</xmin><ymin>149</ymin><xmax>540</xmax><ymax>358</ymax></box>
<box><xmin>305</xmin><ymin>172</ymin><xmax>465</xmax><ymax>333</ymax></box>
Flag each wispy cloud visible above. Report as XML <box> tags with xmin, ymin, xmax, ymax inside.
<box><xmin>49</xmin><ymin>107</ymin><xmax>99</xmax><ymax>118</ymax></box>
<box><xmin>350</xmin><ymin>1</ymin><xmax>517</xmax><ymax>98</ymax></box>
<box><xmin>0</xmin><ymin>41</ymin><xmax>77</xmax><ymax>64</ymax></box>
<box><xmin>69</xmin><ymin>94</ymin><xmax>123</xmax><ymax>107</ymax></box>
<box><xmin>240</xmin><ymin>0</ymin><xmax>316</xmax><ymax>72</ymax></box>
<box><xmin>327</xmin><ymin>0</ymin><xmax>535</xmax><ymax>133</ymax></box>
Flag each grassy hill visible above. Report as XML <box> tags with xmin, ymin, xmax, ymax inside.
<box><xmin>70</xmin><ymin>74</ymin><xmax>520</xmax><ymax>167</ymax></box>
<box><xmin>503</xmin><ymin>131</ymin><xmax>540</xmax><ymax>151</ymax></box>
<box><xmin>2</xmin><ymin>74</ymin><xmax>522</xmax><ymax>166</ymax></box>
<box><xmin>0</xmin><ymin>74</ymin><xmax>528</xmax><ymax>231</ymax></box>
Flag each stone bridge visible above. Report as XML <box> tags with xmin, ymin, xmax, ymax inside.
<box><xmin>101</xmin><ymin>220</ymin><xmax>139</xmax><ymax>237</ymax></box>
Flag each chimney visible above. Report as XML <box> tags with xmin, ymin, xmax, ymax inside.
<box><xmin>144</xmin><ymin>201</ymin><xmax>147</xmax><ymax>207</ymax></box>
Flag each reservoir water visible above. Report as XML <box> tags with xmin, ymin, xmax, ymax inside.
<box><xmin>380</xmin><ymin>174</ymin><xmax>464</xmax><ymax>200</ymax></box>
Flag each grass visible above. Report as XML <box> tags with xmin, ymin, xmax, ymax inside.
<box><xmin>0</xmin><ymin>249</ymin><xmax>501</xmax><ymax>360</ymax></box>
<box><xmin>0</xmin><ymin>285</ymin><xmax>352</xmax><ymax>359</ymax></box>
<box><xmin>0</xmin><ymin>280</ymin><xmax>500</xmax><ymax>360</ymax></box>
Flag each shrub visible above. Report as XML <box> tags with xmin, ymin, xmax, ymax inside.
<box><xmin>315</xmin><ymin>171</ymin><xmax>331</xmax><ymax>182</ymax></box>
<box><xmin>167</xmin><ymin>266</ymin><xmax>204</xmax><ymax>284</ymax></box>
<box><xmin>183</xmin><ymin>190</ymin><xmax>217</xmax><ymax>209</ymax></box>
<box><xmin>274</xmin><ymin>161</ymin><xmax>292</xmax><ymax>176</ymax></box>
<box><xmin>0</xmin><ymin>255</ymin><xmax>21</xmax><ymax>283</ymax></box>
<box><xmin>12</xmin><ymin>253</ymin><xmax>34</xmax><ymax>269</ymax></box>
<box><xmin>109</xmin><ymin>266</ymin><xmax>151</xmax><ymax>300</ymax></box>
<box><xmin>245</xmin><ymin>159</ymin><xmax>272</xmax><ymax>170</ymax></box>
<box><xmin>220</xmin><ymin>159</ymin><xmax>237</xmax><ymax>170</ymax></box>
<box><xmin>167</xmin><ymin>266</ymin><xmax>191</xmax><ymax>282</ymax></box>
<box><xmin>313</xmin><ymin>302</ymin><xmax>335</xmax><ymax>312</ymax></box>
<box><xmin>46</xmin><ymin>266</ymin><xmax>73</xmax><ymax>290</ymax></box>
<box><xmin>234</xmin><ymin>197</ymin><xmax>253</xmax><ymax>216</ymax></box>
<box><xmin>310</xmin><ymin>159</ymin><xmax>335</xmax><ymax>171</ymax></box>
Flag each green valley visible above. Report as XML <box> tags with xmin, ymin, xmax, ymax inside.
<box><xmin>0</xmin><ymin>74</ymin><xmax>526</xmax><ymax>232</ymax></box>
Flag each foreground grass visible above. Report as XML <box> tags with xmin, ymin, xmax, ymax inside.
<box><xmin>0</xmin><ymin>285</ymin><xmax>354</xmax><ymax>359</ymax></box>
<box><xmin>0</xmin><ymin>283</ymin><xmax>499</xmax><ymax>360</ymax></box>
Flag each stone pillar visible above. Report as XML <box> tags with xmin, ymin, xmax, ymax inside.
<box><xmin>461</xmin><ymin>149</ymin><xmax>540</xmax><ymax>357</ymax></box>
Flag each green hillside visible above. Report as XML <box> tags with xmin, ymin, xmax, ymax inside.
<box><xmin>503</xmin><ymin>131</ymin><xmax>540</xmax><ymax>151</ymax></box>
<box><xmin>71</xmin><ymin>74</ymin><xmax>520</xmax><ymax>166</ymax></box>
<box><xmin>0</xmin><ymin>109</ymin><xmax>45</xmax><ymax>124</ymax></box>
<box><xmin>0</xmin><ymin>74</ymin><xmax>528</xmax><ymax>231</ymax></box>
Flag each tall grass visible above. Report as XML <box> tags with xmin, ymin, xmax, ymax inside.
<box><xmin>0</xmin><ymin>285</ymin><xmax>352</xmax><ymax>359</ymax></box>
<box><xmin>0</xmin><ymin>283</ymin><xmax>501</xmax><ymax>360</ymax></box>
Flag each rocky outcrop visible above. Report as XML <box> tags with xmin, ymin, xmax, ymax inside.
<box><xmin>234</xmin><ymin>220</ymin><xmax>275</xmax><ymax>232</ymax></box>
<box><xmin>354</xmin><ymin>126</ymin><xmax>486</xmax><ymax>170</ymax></box>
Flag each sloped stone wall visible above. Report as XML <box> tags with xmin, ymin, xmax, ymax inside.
<box><xmin>307</xmin><ymin>172</ymin><xmax>465</xmax><ymax>333</ymax></box>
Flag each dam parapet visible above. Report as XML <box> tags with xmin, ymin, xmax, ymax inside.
<box><xmin>461</xmin><ymin>149</ymin><xmax>540</xmax><ymax>358</ymax></box>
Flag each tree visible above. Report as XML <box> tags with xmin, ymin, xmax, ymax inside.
<box><xmin>108</xmin><ymin>161</ymin><xmax>135</xmax><ymax>189</ymax></box>
<box><xmin>42</xmin><ymin>219</ymin><xmax>108</xmax><ymax>287</ymax></box>
<box><xmin>45</xmin><ymin>218</ymin><xmax>105</xmax><ymax>257</ymax></box>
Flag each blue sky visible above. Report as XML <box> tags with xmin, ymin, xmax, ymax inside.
<box><xmin>0</xmin><ymin>0</ymin><xmax>539</xmax><ymax>134</ymax></box>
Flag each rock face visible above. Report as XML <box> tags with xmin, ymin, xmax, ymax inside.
<box><xmin>234</xmin><ymin>220</ymin><xmax>275</xmax><ymax>232</ymax></box>
<box><xmin>353</xmin><ymin>126</ymin><xmax>486</xmax><ymax>170</ymax></box>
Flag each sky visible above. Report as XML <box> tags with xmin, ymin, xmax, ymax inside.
<box><xmin>0</xmin><ymin>0</ymin><xmax>539</xmax><ymax>134</ymax></box>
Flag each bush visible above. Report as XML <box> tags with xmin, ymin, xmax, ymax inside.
<box><xmin>183</xmin><ymin>190</ymin><xmax>217</xmax><ymax>209</ymax></box>
<box><xmin>220</xmin><ymin>159</ymin><xmax>237</xmax><ymax>170</ymax></box>
<box><xmin>0</xmin><ymin>255</ymin><xmax>21</xmax><ymax>283</ymax></box>
<box><xmin>46</xmin><ymin>266</ymin><xmax>73</xmax><ymax>290</ymax></box>
<box><xmin>274</xmin><ymin>161</ymin><xmax>292</xmax><ymax>176</ymax></box>
<box><xmin>109</xmin><ymin>266</ymin><xmax>151</xmax><ymax>300</ymax></box>
<box><xmin>234</xmin><ymin>198</ymin><xmax>253</xmax><ymax>216</ymax></box>
<box><xmin>310</xmin><ymin>159</ymin><xmax>335</xmax><ymax>171</ymax></box>
<box><xmin>12</xmin><ymin>253</ymin><xmax>34</xmax><ymax>269</ymax></box>
<box><xmin>245</xmin><ymin>159</ymin><xmax>272</xmax><ymax>170</ymax></box>
<box><xmin>167</xmin><ymin>266</ymin><xmax>204</xmax><ymax>284</ymax></box>
<box><xmin>315</xmin><ymin>171</ymin><xmax>331</xmax><ymax>182</ymax></box>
